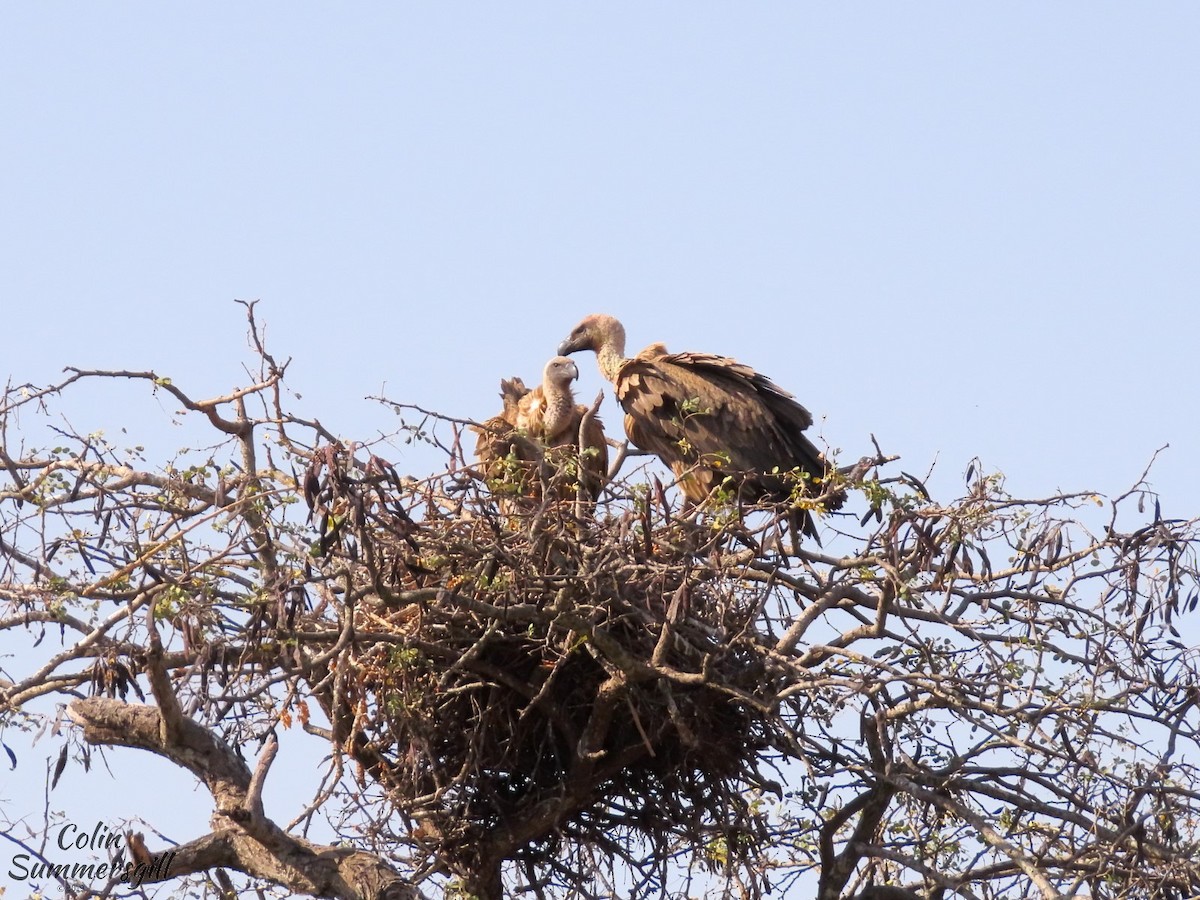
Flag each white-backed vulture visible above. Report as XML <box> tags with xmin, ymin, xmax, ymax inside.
<box><xmin>514</xmin><ymin>358</ymin><xmax>583</xmax><ymax>443</ymax></box>
<box><xmin>473</xmin><ymin>358</ymin><xmax>608</xmax><ymax>507</ymax></box>
<box><xmin>557</xmin><ymin>314</ymin><xmax>839</xmax><ymax>537</ymax></box>
<box><xmin>517</xmin><ymin>356</ymin><xmax>609</xmax><ymax>502</ymax></box>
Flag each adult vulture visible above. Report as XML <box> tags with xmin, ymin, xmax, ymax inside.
<box><xmin>557</xmin><ymin>314</ymin><xmax>839</xmax><ymax>537</ymax></box>
<box><xmin>473</xmin><ymin>357</ymin><xmax>608</xmax><ymax>507</ymax></box>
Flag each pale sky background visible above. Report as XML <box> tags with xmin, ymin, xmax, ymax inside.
<box><xmin>2</xmin><ymin>5</ymin><xmax>1200</xmax><ymax>897</ymax></box>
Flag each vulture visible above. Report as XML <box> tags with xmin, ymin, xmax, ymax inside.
<box><xmin>557</xmin><ymin>314</ymin><xmax>839</xmax><ymax>537</ymax></box>
<box><xmin>473</xmin><ymin>357</ymin><xmax>608</xmax><ymax>508</ymax></box>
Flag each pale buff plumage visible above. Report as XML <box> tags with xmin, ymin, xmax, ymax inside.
<box><xmin>475</xmin><ymin>357</ymin><xmax>608</xmax><ymax>506</ymax></box>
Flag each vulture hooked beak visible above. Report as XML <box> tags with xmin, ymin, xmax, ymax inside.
<box><xmin>557</xmin><ymin>324</ymin><xmax>593</xmax><ymax>357</ymax></box>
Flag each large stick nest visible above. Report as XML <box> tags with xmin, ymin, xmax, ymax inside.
<box><xmin>304</xmin><ymin>442</ymin><xmax>804</xmax><ymax>887</ymax></box>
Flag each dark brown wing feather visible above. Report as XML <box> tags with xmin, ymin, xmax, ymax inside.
<box><xmin>577</xmin><ymin>407</ymin><xmax>609</xmax><ymax>501</ymax></box>
<box><xmin>616</xmin><ymin>349</ymin><xmax>831</xmax><ymax>508</ymax></box>
<box><xmin>473</xmin><ymin>377</ymin><xmax>545</xmax><ymax>511</ymax></box>
<box><xmin>499</xmin><ymin>377</ymin><xmax>529</xmax><ymax>422</ymax></box>
<box><xmin>474</xmin><ymin>377</ymin><xmax>532</xmax><ymax>468</ymax></box>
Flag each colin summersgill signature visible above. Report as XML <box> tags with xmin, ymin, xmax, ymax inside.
<box><xmin>7</xmin><ymin>821</ymin><xmax>177</xmax><ymax>888</ymax></box>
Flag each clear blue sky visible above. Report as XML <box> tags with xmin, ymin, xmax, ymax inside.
<box><xmin>2</xmin><ymin>4</ymin><xmax>1199</xmax><ymax>894</ymax></box>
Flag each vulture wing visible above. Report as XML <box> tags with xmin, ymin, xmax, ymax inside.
<box><xmin>617</xmin><ymin>348</ymin><xmax>829</xmax><ymax>507</ymax></box>
<box><xmin>474</xmin><ymin>377</ymin><xmax>535</xmax><ymax>477</ymax></box>
<box><xmin>579</xmin><ymin>408</ymin><xmax>609</xmax><ymax>482</ymax></box>
<box><xmin>498</xmin><ymin>377</ymin><xmax>529</xmax><ymax>424</ymax></box>
<box><xmin>580</xmin><ymin>410</ymin><xmax>610</xmax><ymax>501</ymax></box>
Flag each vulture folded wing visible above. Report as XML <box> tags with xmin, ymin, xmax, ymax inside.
<box><xmin>499</xmin><ymin>377</ymin><xmax>529</xmax><ymax>423</ymax></box>
<box><xmin>617</xmin><ymin>349</ymin><xmax>829</xmax><ymax>505</ymax></box>
<box><xmin>473</xmin><ymin>414</ymin><xmax>505</xmax><ymax>465</ymax></box>
<box><xmin>575</xmin><ymin>406</ymin><xmax>609</xmax><ymax>500</ymax></box>
<box><xmin>474</xmin><ymin>377</ymin><xmax>538</xmax><ymax>488</ymax></box>
<box><xmin>580</xmin><ymin>409</ymin><xmax>609</xmax><ymax>478</ymax></box>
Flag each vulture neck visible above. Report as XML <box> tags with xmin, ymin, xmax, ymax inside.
<box><xmin>541</xmin><ymin>382</ymin><xmax>577</xmax><ymax>441</ymax></box>
<box><xmin>595</xmin><ymin>330</ymin><xmax>627</xmax><ymax>385</ymax></box>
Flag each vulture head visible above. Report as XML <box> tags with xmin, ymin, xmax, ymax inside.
<box><xmin>523</xmin><ymin>356</ymin><xmax>584</xmax><ymax>443</ymax></box>
<box><xmin>542</xmin><ymin>356</ymin><xmax>580</xmax><ymax>390</ymax></box>
<box><xmin>558</xmin><ymin>315</ymin><xmax>628</xmax><ymax>382</ymax></box>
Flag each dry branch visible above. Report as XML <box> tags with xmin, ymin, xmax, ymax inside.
<box><xmin>3</xmin><ymin>314</ymin><xmax>1200</xmax><ymax>900</ymax></box>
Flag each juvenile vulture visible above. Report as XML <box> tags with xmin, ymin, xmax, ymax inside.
<box><xmin>473</xmin><ymin>357</ymin><xmax>608</xmax><ymax>507</ymax></box>
<box><xmin>516</xmin><ymin>356</ymin><xmax>609</xmax><ymax>502</ymax></box>
<box><xmin>557</xmin><ymin>314</ymin><xmax>839</xmax><ymax>537</ymax></box>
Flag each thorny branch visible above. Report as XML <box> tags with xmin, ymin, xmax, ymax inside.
<box><xmin>2</xmin><ymin>310</ymin><xmax>1200</xmax><ymax>900</ymax></box>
